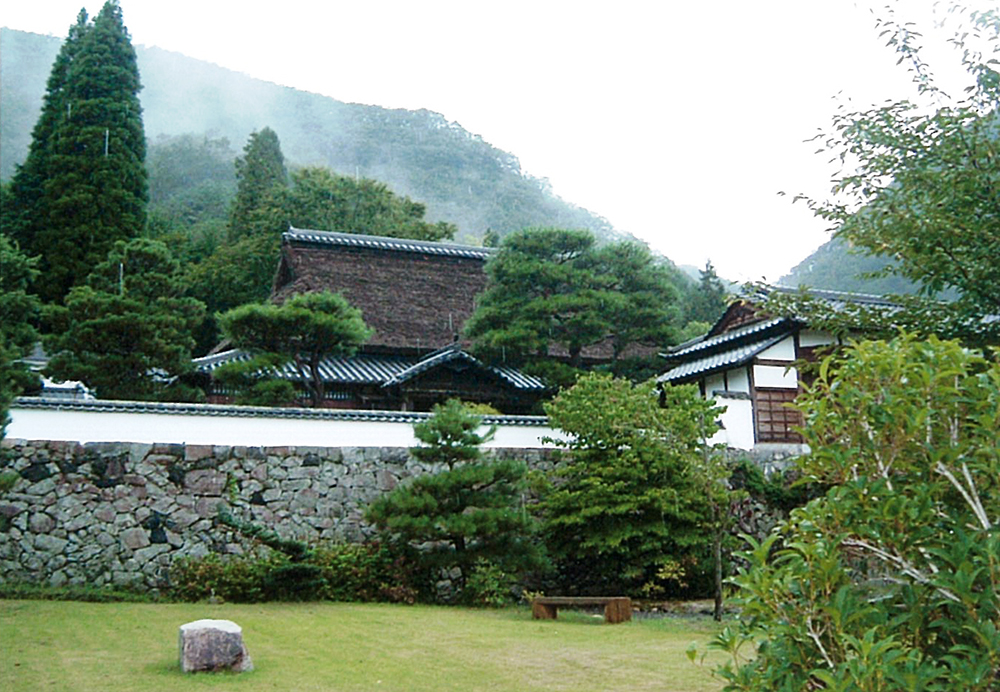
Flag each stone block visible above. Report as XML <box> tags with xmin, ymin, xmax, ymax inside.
<box><xmin>184</xmin><ymin>444</ymin><xmax>214</xmax><ymax>462</ymax></box>
<box><xmin>184</xmin><ymin>470</ymin><xmax>226</xmax><ymax>495</ymax></box>
<box><xmin>121</xmin><ymin>527</ymin><xmax>150</xmax><ymax>550</ymax></box>
<box><xmin>179</xmin><ymin>620</ymin><xmax>253</xmax><ymax>673</ymax></box>
<box><xmin>33</xmin><ymin>534</ymin><xmax>68</xmax><ymax>554</ymax></box>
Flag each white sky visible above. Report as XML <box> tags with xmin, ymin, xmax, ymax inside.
<box><xmin>0</xmin><ymin>1</ymin><xmax>984</xmax><ymax>281</ymax></box>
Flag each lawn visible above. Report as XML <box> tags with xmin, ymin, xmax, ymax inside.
<box><xmin>0</xmin><ymin>600</ymin><xmax>724</xmax><ymax>691</ymax></box>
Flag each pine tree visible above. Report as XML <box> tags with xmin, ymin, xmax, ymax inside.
<box><xmin>365</xmin><ymin>400</ymin><xmax>543</xmax><ymax>590</ymax></box>
<box><xmin>8</xmin><ymin>2</ymin><xmax>147</xmax><ymax>304</ymax></box>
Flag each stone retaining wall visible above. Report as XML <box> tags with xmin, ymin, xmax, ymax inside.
<box><xmin>0</xmin><ymin>439</ymin><xmax>552</xmax><ymax>590</ymax></box>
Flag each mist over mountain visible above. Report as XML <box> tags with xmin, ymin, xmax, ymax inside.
<box><xmin>778</xmin><ymin>235</ymin><xmax>923</xmax><ymax>296</ymax></box>
<box><xmin>1</xmin><ymin>27</ymin><xmax>629</xmax><ymax>247</ymax></box>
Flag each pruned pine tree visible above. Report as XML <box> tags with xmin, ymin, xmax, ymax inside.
<box><xmin>217</xmin><ymin>291</ymin><xmax>371</xmax><ymax>407</ymax></box>
<box><xmin>365</xmin><ymin>399</ymin><xmax>543</xmax><ymax>591</ymax></box>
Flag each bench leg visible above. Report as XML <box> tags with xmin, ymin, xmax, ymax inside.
<box><xmin>532</xmin><ymin>602</ymin><xmax>558</xmax><ymax>620</ymax></box>
<box><xmin>603</xmin><ymin>600</ymin><xmax>631</xmax><ymax>624</ymax></box>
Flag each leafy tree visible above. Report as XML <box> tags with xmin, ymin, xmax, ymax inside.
<box><xmin>251</xmin><ymin>166</ymin><xmax>457</xmax><ymax>242</ymax></box>
<box><xmin>217</xmin><ymin>291</ymin><xmax>371</xmax><ymax>407</ymax></box>
<box><xmin>365</xmin><ymin>399</ymin><xmax>544</xmax><ymax>595</ymax></box>
<box><xmin>44</xmin><ymin>238</ymin><xmax>204</xmax><ymax>400</ymax></box>
<box><xmin>541</xmin><ymin>373</ymin><xmax>717</xmax><ymax>595</ymax></box>
<box><xmin>467</xmin><ymin>228</ymin><xmax>682</xmax><ymax>371</ymax></box>
<box><xmin>7</xmin><ymin>2</ymin><xmax>147</xmax><ymax>303</ymax></box>
<box><xmin>229</xmin><ymin>127</ymin><xmax>288</xmax><ymax>240</ymax></box>
<box><xmin>0</xmin><ymin>233</ymin><xmax>42</xmax><ymax>439</ymax></box>
<box><xmin>711</xmin><ymin>333</ymin><xmax>1000</xmax><ymax>691</ymax></box>
<box><xmin>796</xmin><ymin>5</ymin><xmax>1000</xmax><ymax>342</ymax></box>
<box><xmin>686</xmin><ymin>261</ymin><xmax>729</xmax><ymax>325</ymax></box>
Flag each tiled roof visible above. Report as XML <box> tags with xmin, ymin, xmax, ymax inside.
<box><xmin>11</xmin><ymin>396</ymin><xmax>550</xmax><ymax>426</ymax></box>
<box><xmin>658</xmin><ymin>332</ymin><xmax>789</xmax><ymax>383</ymax></box>
<box><xmin>193</xmin><ymin>348</ymin><xmax>546</xmax><ymax>391</ymax></box>
<box><xmin>285</xmin><ymin>227</ymin><xmax>494</xmax><ymax>260</ymax></box>
<box><xmin>666</xmin><ymin>317</ymin><xmax>792</xmax><ymax>359</ymax></box>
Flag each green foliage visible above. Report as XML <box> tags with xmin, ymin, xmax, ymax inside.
<box><xmin>0</xmin><ymin>470</ymin><xmax>20</xmax><ymax>493</ymax></box>
<box><xmin>715</xmin><ymin>333</ymin><xmax>1000</xmax><ymax>690</ymax></box>
<box><xmin>541</xmin><ymin>373</ymin><xmax>719</xmax><ymax>595</ymax></box>
<box><xmin>229</xmin><ymin>127</ymin><xmax>287</xmax><ymax>240</ymax></box>
<box><xmin>685</xmin><ymin>261</ymin><xmax>729</xmax><ymax>325</ymax></box>
<box><xmin>169</xmin><ymin>541</ymin><xmax>421</xmax><ymax>604</ymax></box>
<box><xmin>212</xmin><ymin>353</ymin><xmax>296</xmax><ymax>406</ymax></box>
<box><xmin>248</xmin><ymin>165</ymin><xmax>457</xmax><ymax>242</ymax></box>
<box><xmin>796</xmin><ymin>6</ymin><xmax>1000</xmax><ymax>343</ymax></box>
<box><xmin>0</xmin><ymin>232</ymin><xmax>41</xmax><ymax>439</ymax></box>
<box><xmin>463</xmin><ymin>559</ymin><xmax>514</xmax><ymax>607</ymax></box>
<box><xmin>0</xmin><ymin>581</ymin><xmax>160</xmax><ymax>603</ymax></box>
<box><xmin>217</xmin><ymin>290</ymin><xmax>371</xmax><ymax>407</ymax></box>
<box><xmin>6</xmin><ymin>2</ymin><xmax>147</xmax><ymax>303</ymax></box>
<box><xmin>467</xmin><ymin>228</ymin><xmax>683</xmax><ymax>371</ymax></box>
<box><xmin>366</xmin><ymin>399</ymin><xmax>544</xmax><ymax>591</ymax></box>
<box><xmin>43</xmin><ymin>238</ymin><xmax>205</xmax><ymax>400</ymax></box>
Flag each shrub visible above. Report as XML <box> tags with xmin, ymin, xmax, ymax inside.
<box><xmin>712</xmin><ymin>334</ymin><xmax>1000</xmax><ymax>690</ymax></box>
<box><xmin>169</xmin><ymin>553</ymin><xmax>268</xmax><ymax>602</ymax></box>
<box><xmin>463</xmin><ymin>559</ymin><xmax>514</xmax><ymax>607</ymax></box>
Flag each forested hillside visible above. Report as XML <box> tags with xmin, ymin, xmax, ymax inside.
<box><xmin>1</xmin><ymin>28</ymin><xmax>623</xmax><ymax>246</ymax></box>
<box><xmin>779</xmin><ymin>235</ymin><xmax>924</xmax><ymax>296</ymax></box>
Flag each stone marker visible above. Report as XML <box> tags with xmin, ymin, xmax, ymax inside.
<box><xmin>178</xmin><ymin>619</ymin><xmax>253</xmax><ymax>673</ymax></box>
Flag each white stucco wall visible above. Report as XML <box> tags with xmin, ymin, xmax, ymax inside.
<box><xmin>7</xmin><ymin>402</ymin><xmax>564</xmax><ymax>449</ymax></box>
<box><xmin>757</xmin><ymin>335</ymin><xmax>796</xmax><ymax>361</ymax></box>
<box><xmin>753</xmin><ymin>364</ymin><xmax>798</xmax><ymax>388</ymax></box>
<box><xmin>710</xmin><ymin>396</ymin><xmax>755</xmax><ymax>450</ymax></box>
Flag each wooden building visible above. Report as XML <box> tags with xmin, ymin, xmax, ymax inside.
<box><xmin>195</xmin><ymin>228</ymin><xmax>548</xmax><ymax>413</ymax></box>
<box><xmin>658</xmin><ymin>288</ymin><xmax>897</xmax><ymax>452</ymax></box>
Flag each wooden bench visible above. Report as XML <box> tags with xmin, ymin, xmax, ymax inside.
<box><xmin>531</xmin><ymin>596</ymin><xmax>632</xmax><ymax>624</ymax></box>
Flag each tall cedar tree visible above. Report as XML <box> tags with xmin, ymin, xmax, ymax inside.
<box><xmin>44</xmin><ymin>238</ymin><xmax>204</xmax><ymax>401</ymax></box>
<box><xmin>542</xmin><ymin>373</ymin><xmax>715</xmax><ymax>595</ymax></box>
<box><xmin>365</xmin><ymin>399</ymin><xmax>543</xmax><ymax>589</ymax></box>
<box><xmin>9</xmin><ymin>2</ymin><xmax>147</xmax><ymax>304</ymax></box>
<box><xmin>4</xmin><ymin>10</ymin><xmax>91</xmax><ymax>256</ymax></box>
<box><xmin>217</xmin><ymin>291</ymin><xmax>372</xmax><ymax>407</ymax></box>
<box><xmin>229</xmin><ymin>127</ymin><xmax>288</xmax><ymax>241</ymax></box>
<box><xmin>0</xmin><ymin>233</ymin><xmax>42</xmax><ymax>439</ymax></box>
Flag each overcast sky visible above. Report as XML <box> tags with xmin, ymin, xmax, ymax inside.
<box><xmin>1</xmin><ymin>1</ymin><xmax>985</xmax><ymax>281</ymax></box>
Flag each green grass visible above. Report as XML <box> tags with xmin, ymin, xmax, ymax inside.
<box><xmin>0</xmin><ymin>600</ymin><xmax>725</xmax><ymax>691</ymax></box>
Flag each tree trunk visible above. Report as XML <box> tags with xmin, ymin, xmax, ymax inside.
<box><xmin>713</xmin><ymin>504</ymin><xmax>723</xmax><ymax>622</ymax></box>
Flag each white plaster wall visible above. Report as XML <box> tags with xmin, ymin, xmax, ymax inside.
<box><xmin>726</xmin><ymin>367</ymin><xmax>750</xmax><ymax>394</ymax></box>
<box><xmin>758</xmin><ymin>335</ymin><xmax>796</xmax><ymax>361</ymax></box>
<box><xmin>711</xmin><ymin>397</ymin><xmax>755</xmax><ymax>450</ymax></box>
<box><xmin>704</xmin><ymin>373</ymin><xmax>725</xmax><ymax>398</ymax></box>
<box><xmin>7</xmin><ymin>407</ymin><xmax>565</xmax><ymax>449</ymax></box>
<box><xmin>799</xmin><ymin>330</ymin><xmax>838</xmax><ymax>348</ymax></box>
<box><xmin>753</xmin><ymin>364</ymin><xmax>798</xmax><ymax>388</ymax></box>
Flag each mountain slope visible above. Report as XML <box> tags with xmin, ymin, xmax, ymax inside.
<box><xmin>1</xmin><ymin>28</ymin><xmax>623</xmax><ymax>246</ymax></box>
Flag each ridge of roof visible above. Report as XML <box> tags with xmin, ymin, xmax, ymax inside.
<box><xmin>285</xmin><ymin>227</ymin><xmax>494</xmax><ymax>260</ymax></box>
<box><xmin>11</xmin><ymin>396</ymin><xmax>551</xmax><ymax>426</ymax></box>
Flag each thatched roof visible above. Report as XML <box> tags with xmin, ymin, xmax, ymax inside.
<box><xmin>273</xmin><ymin>228</ymin><xmax>492</xmax><ymax>353</ymax></box>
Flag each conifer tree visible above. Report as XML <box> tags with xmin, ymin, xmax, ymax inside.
<box><xmin>365</xmin><ymin>400</ymin><xmax>543</xmax><ymax>590</ymax></box>
<box><xmin>44</xmin><ymin>238</ymin><xmax>204</xmax><ymax>401</ymax></box>
<box><xmin>4</xmin><ymin>10</ymin><xmax>91</xmax><ymax>255</ymax></box>
<box><xmin>9</xmin><ymin>2</ymin><xmax>147</xmax><ymax>304</ymax></box>
<box><xmin>229</xmin><ymin>127</ymin><xmax>288</xmax><ymax>240</ymax></box>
